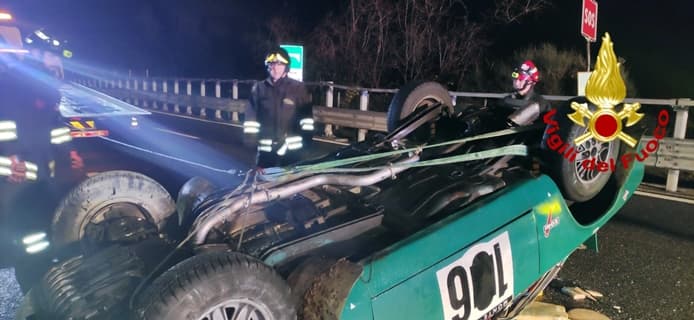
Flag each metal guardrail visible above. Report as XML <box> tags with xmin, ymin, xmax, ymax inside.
<box><xmin>99</xmin><ymin>87</ymin><xmax>248</xmax><ymax>113</ymax></box>
<box><xmin>641</xmin><ymin>136</ymin><xmax>694</xmax><ymax>170</ymax></box>
<box><xmin>75</xmin><ymin>77</ymin><xmax>692</xmax><ymax>192</ymax></box>
<box><xmin>312</xmin><ymin>106</ymin><xmax>387</xmax><ymax>132</ymax></box>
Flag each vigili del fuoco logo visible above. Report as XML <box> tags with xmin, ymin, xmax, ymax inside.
<box><xmin>543</xmin><ymin>33</ymin><xmax>669</xmax><ymax>172</ymax></box>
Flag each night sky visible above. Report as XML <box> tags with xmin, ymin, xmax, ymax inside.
<box><xmin>3</xmin><ymin>0</ymin><xmax>693</xmax><ymax>98</ymax></box>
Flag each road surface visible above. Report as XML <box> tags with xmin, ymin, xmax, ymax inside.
<box><xmin>544</xmin><ymin>194</ymin><xmax>694</xmax><ymax>320</ymax></box>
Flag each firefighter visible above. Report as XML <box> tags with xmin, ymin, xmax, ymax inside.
<box><xmin>244</xmin><ymin>47</ymin><xmax>313</xmax><ymax>168</ymax></box>
<box><xmin>502</xmin><ymin>60</ymin><xmax>550</xmax><ymax>127</ymax></box>
<box><xmin>0</xmin><ymin>31</ymin><xmax>78</xmax><ymax>271</ymax></box>
<box><xmin>25</xmin><ymin>28</ymin><xmax>67</xmax><ymax>79</ymax></box>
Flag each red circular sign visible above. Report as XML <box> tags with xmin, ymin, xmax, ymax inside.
<box><xmin>595</xmin><ymin>113</ymin><xmax>618</xmax><ymax>138</ymax></box>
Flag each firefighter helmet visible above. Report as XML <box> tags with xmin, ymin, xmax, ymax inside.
<box><xmin>511</xmin><ymin>60</ymin><xmax>539</xmax><ymax>83</ymax></box>
<box><xmin>264</xmin><ymin>47</ymin><xmax>291</xmax><ymax>71</ymax></box>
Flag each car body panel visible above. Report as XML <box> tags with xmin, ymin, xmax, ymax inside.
<box><xmin>340</xmin><ymin>158</ymin><xmax>644</xmax><ymax>320</ymax></box>
<box><xmin>369</xmin><ymin>216</ymin><xmax>536</xmax><ymax>320</ymax></box>
<box><xmin>534</xmin><ymin>160</ymin><xmax>643</xmax><ymax>271</ymax></box>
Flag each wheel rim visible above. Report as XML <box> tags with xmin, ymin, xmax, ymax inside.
<box><xmin>198</xmin><ymin>299</ymin><xmax>274</xmax><ymax>320</ymax></box>
<box><xmin>574</xmin><ymin>135</ymin><xmax>613</xmax><ymax>183</ymax></box>
<box><xmin>410</xmin><ymin>95</ymin><xmax>444</xmax><ymax>112</ymax></box>
<box><xmin>80</xmin><ymin>201</ymin><xmax>156</xmax><ymax>248</ymax></box>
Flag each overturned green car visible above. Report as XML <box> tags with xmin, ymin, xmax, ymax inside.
<box><xmin>17</xmin><ymin>34</ymin><xmax>646</xmax><ymax>320</ymax></box>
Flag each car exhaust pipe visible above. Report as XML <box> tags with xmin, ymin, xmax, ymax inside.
<box><xmin>192</xmin><ymin>155</ymin><xmax>420</xmax><ymax>245</ymax></box>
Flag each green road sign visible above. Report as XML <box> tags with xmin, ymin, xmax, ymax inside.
<box><xmin>281</xmin><ymin>44</ymin><xmax>304</xmax><ymax>81</ymax></box>
<box><xmin>280</xmin><ymin>44</ymin><xmax>303</xmax><ymax>69</ymax></box>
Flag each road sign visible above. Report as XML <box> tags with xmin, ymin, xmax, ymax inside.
<box><xmin>577</xmin><ymin>71</ymin><xmax>591</xmax><ymax>95</ymax></box>
<box><xmin>581</xmin><ymin>0</ymin><xmax>598</xmax><ymax>42</ymax></box>
<box><xmin>280</xmin><ymin>44</ymin><xmax>304</xmax><ymax>81</ymax></box>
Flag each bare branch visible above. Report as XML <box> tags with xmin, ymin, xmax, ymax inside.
<box><xmin>494</xmin><ymin>0</ymin><xmax>551</xmax><ymax>23</ymax></box>
<box><xmin>305</xmin><ymin>0</ymin><xmax>549</xmax><ymax>88</ymax></box>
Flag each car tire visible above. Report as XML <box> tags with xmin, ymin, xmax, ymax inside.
<box><xmin>545</xmin><ymin>97</ymin><xmax>620</xmax><ymax>202</ymax></box>
<box><xmin>386</xmin><ymin>81</ymin><xmax>453</xmax><ymax>132</ymax></box>
<box><xmin>51</xmin><ymin>170</ymin><xmax>176</xmax><ymax>248</ymax></box>
<box><xmin>136</xmin><ymin>251</ymin><xmax>295</xmax><ymax>320</ymax></box>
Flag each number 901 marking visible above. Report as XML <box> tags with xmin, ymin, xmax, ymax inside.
<box><xmin>436</xmin><ymin>232</ymin><xmax>514</xmax><ymax>320</ymax></box>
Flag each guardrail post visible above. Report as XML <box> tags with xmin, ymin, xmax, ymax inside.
<box><xmin>162</xmin><ymin>80</ymin><xmax>169</xmax><ymax>111</ymax></box>
<box><xmin>151</xmin><ymin>79</ymin><xmax>158</xmax><ymax>109</ymax></box>
<box><xmin>142</xmin><ymin>79</ymin><xmax>149</xmax><ymax>108</ymax></box>
<box><xmin>324</xmin><ymin>82</ymin><xmax>334</xmax><ymax>137</ymax></box>
<box><xmin>133</xmin><ymin>79</ymin><xmax>139</xmax><ymax>106</ymax></box>
<box><xmin>215</xmin><ymin>81</ymin><xmax>222</xmax><ymax>120</ymax></box>
<box><xmin>232</xmin><ymin>80</ymin><xmax>239</xmax><ymax>122</ymax></box>
<box><xmin>200</xmin><ymin>81</ymin><xmax>207</xmax><ymax>118</ymax></box>
<box><xmin>174</xmin><ymin>80</ymin><xmax>180</xmax><ymax>113</ymax></box>
<box><xmin>358</xmin><ymin>89</ymin><xmax>369</xmax><ymax>142</ymax></box>
<box><xmin>186</xmin><ymin>80</ymin><xmax>193</xmax><ymax>115</ymax></box>
<box><xmin>125</xmin><ymin>79</ymin><xmax>131</xmax><ymax>104</ymax></box>
<box><xmin>118</xmin><ymin>79</ymin><xmax>123</xmax><ymax>89</ymax></box>
<box><xmin>666</xmin><ymin>104</ymin><xmax>690</xmax><ymax>192</ymax></box>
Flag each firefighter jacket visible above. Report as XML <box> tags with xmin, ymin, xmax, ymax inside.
<box><xmin>0</xmin><ymin>64</ymin><xmax>70</xmax><ymax>182</ymax></box>
<box><xmin>244</xmin><ymin>76</ymin><xmax>313</xmax><ymax>156</ymax></box>
<box><xmin>246</xmin><ymin>76</ymin><xmax>312</xmax><ymax>139</ymax></box>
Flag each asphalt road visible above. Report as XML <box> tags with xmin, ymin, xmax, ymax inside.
<box><xmin>0</xmin><ymin>269</ymin><xmax>20</xmax><ymax>320</ymax></box>
<box><xmin>544</xmin><ymin>195</ymin><xmax>694</xmax><ymax>320</ymax></box>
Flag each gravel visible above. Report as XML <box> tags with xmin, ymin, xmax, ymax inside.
<box><xmin>0</xmin><ymin>269</ymin><xmax>21</xmax><ymax>320</ymax></box>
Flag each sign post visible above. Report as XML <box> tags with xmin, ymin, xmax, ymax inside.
<box><xmin>581</xmin><ymin>0</ymin><xmax>598</xmax><ymax>71</ymax></box>
<box><xmin>280</xmin><ymin>44</ymin><xmax>304</xmax><ymax>82</ymax></box>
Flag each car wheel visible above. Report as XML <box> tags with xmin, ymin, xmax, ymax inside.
<box><xmin>51</xmin><ymin>170</ymin><xmax>176</xmax><ymax>249</ymax></box>
<box><xmin>136</xmin><ymin>251</ymin><xmax>295</xmax><ymax>320</ymax></box>
<box><xmin>386</xmin><ymin>81</ymin><xmax>453</xmax><ymax>134</ymax></box>
<box><xmin>545</xmin><ymin>97</ymin><xmax>620</xmax><ymax>202</ymax></box>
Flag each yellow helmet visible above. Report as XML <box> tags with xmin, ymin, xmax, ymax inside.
<box><xmin>264</xmin><ymin>47</ymin><xmax>290</xmax><ymax>70</ymax></box>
